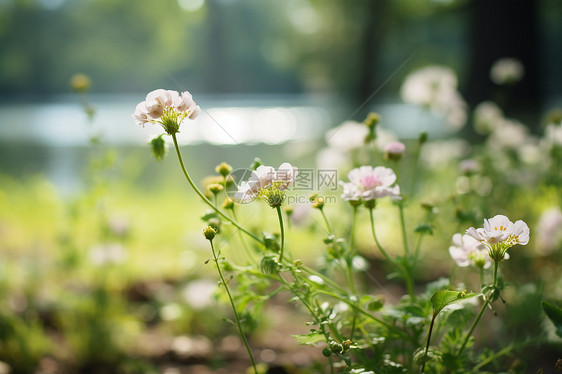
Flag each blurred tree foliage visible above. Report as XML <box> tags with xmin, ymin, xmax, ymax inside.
<box><xmin>0</xmin><ymin>0</ymin><xmax>560</xmax><ymax>107</ymax></box>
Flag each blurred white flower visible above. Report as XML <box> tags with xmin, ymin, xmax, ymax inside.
<box><xmin>490</xmin><ymin>58</ymin><xmax>524</xmax><ymax>85</ymax></box>
<box><xmin>488</xmin><ymin>118</ymin><xmax>530</xmax><ymax>149</ymax></box>
<box><xmin>449</xmin><ymin>233</ymin><xmax>491</xmax><ymax>269</ymax></box>
<box><xmin>316</xmin><ymin>147</ymin><xmax>349</xmax><ymax>169</ymax></box>
<box><xmin>339</xmin><ymin>166</ymin><xmax>401</xmax><ymax>202</ymax></box>
<box><xmin>473</xmin><ymin>101</ymin><xmax>504</xmax><ymax>134</ymax></box>
<box><xmin>182</xmin><ymin>279</ymin><xmax>217</xmax><ymax>310</ymax></box>
<box><xmin>326</xmin><ymin>121</ymin><xmax>369</xmax><ymax>152</ymax></box>
<box><xmin>400</xmin><ymin>65</ymin><xmax>467</xmax><ymax>131</ymax></box>
<box><xmin>536</xmin><ymin>207</ymin><xmax>562</xmax><ymax>256</ymax></box>
<box><xmin>420</xmin><ymin>139</ymin><xmax>469</xmax><ymax>170</ymax></box>
<box><xmin>89</xmin><ymin>243</ymin><xmax>127</xmax><ymax>266</ymax></box>
<box><xmin>459</xmin><ymin>159</ymin><xmax>480</xmax><ymax>175</ymax></box>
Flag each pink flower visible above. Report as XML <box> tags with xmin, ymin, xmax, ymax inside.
<box><xmin>449</xmin><ymin>233</ymin><xmax>491</xmax><ymax>269</ymax></box>
<box><xmin>384</xmin><ymin>141</ymin><xmax>406</xmax><ymax>160</ymax></box>
<box><xmin>339</xmin><ymin>166</ymin><xmax>401</xmax><ymax>202</ymax></box>
<box><xmin>234</xmin><ymin>163</ymin><xmax>298</xmax><ymax>206</ymax></box>
<box><xmin>133</xmin><ymin>89</ymin><xmax>201</xmax><ymax>135</ymax></box>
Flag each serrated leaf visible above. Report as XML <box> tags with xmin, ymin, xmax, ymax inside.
<box><xmin>292</xmin><ymin>331</ymin><xmax>325</xmax><ymax>346</ymax></box>
<box><xmin>430</xmin><ymin>290</ymin><xmax>479</xmax><ymax>316</ymax></box>
<box><xmin>541</xmin><ymin>300</ymin><xmax>562</xmax><ymax>337</ymax></box>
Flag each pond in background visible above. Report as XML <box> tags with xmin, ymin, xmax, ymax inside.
<box><xmin>0</xmin><ymin>93</ymin><xmax>451</xmax><ymax>194</ymax></box>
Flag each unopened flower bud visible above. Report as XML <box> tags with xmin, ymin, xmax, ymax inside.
<box><xmin>208</xmin><ymin>183</ymin><xmax>224</xmax><ymax>195</ymax></box>
<box><xmin>207</xmin><ymin>218</ymin><xmax>221</xmax><ymax>232</ymax></box>
<box><xmin>418</xmin><ymin>131</ymin><xmax>428</xmax><ymax>145</ymax></box>
<box><xmin>251</xmin><ymin>157</ymin><xmax>263</xmax><ymax>170</ymax></box>
<box><xmin>70</xmin><ymin>73</ymin><xmax>91</xmax><ymax>93</ymax></box>
<box><xmin>215</xmin><ymin>162</ymin><xmax>233</xmax><ymax>177</ymax></box>
<box><xmin>283</xmin><ymin>205</ymin><xmax>294</xmax><ymax>217</ymax></box>
<box><xmin>364</xmin><ymin>200</ymin><xmax>376</xmax><ymax>209</ymax></box>
<box><xmin>260</xmin><ymin>255</ymin><xmax>281</xmax><ymax>275</ymax></box>
<box><xmin>222</xmin><ymin>197</ymin><xmax>234</xmax><ymax>210</ymax></box>
<box><xmin>384</xmin><ymin>141</ymin><xmax>406</xmax><ymax>161</ymax></box>
<box><xmin>364</xmin><ymin>112</ymin><xmax>380</xmax><ymax>129</ymax></box>
<box><xmin>149</xmin><ymin>134</ymin><xmax>167</xmax><ymax>161</ymax></box>
<box><xmin>309</xmin><ymin>193</ymin><xmax>325</xmax><ymax>210</ymax></box>
<box><xmin>322</xmin><ymin>348</ymin><xmax>332</xmax><ymax>357</ymax></box>
<box><xmin>203</xmin><ymin>226</ymin><xmax>216</xmax><ymax>241</ymax></box>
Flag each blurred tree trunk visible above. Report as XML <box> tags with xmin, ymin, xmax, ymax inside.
<box><xmin>465</xmin><ymin>0</ymin><xmax>540</xmax><ymax>130</ymax></box>
<box><xmin>354</xmin><ymin>0</ymin><xmax>388</xmax><ymax>115</ymax></box>
<box><xmin>205</xmin><ymin>0</ymin><xmax>229</xmax><ymax>92</ymax></box>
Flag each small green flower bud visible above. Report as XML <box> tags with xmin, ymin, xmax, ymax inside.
<box><xmin>208</xmin><ymin>183</ymin><xmax>224</xmax><ymax>195</ymax></box>
<box><xmin>203</xmin><ymin>226</ymin><xmax>216</xmax><ymax>241</ymax></box>
<box><xmin>70</xmin><ymin>73</ymin><xmax>91</xmax><ymax>93</ymax></box>
<box><xmin>322</xmin><ymin>348</ymin><xmax>332</xmax><ymax>357</ymax></box>
<box><xmin>215</xmin><ymin>162</ymin><xmax>233</xmax><ymax>177</ymax></box>
<box><xmin>418</xmin><ymin>131</ymin><xmax>428</xmax><ymax>145</ymax></box>
<box><xmin>222</xmin><ymin>197</ymin><xmax>235</xmax><ymax>210</ymax></box>
<box><xmin>364</xmin><ymin>112</ymin><xmax>380</xmax><ymax>129</ymax></box>
<box><xmin>348</xmin><ymin>199</ymin><xmax>363</xmax><ymax>208</ymax></box>
<box><xmin>251</xmin><ymin>157</ymin><xmax>263</xmax><ymax>170</ymax></box>
<box><xmin>330</xmin><ymin>341</ymin><xmax>344</xmax><ymax>354</ymax></box>
<box><xmin>283</xmin><ymin>205</ymin><xmax>294</xmax><ymax>217</ymax></box>
<box><xmin>309</xmin><ymin>193</ymin><xmax>325</xmax><ymax>210</ymax></box>
<box><xmin>149</xmin><ymin>135</ymin><xmax>167</xmax><ymax>161</ymax></box>
<box><xmin>363</xmin><ymin>199</ymin><xmax>376</xmax><ymax>209</ymax></box>
<box><xmin>260</xmin><ymin>255</ymin><xmax>281</xmax><ymax>275</ymax></box>
<box><xmin>208</xmin><ymin>218</ymin><xmax>221</xmax><ymax>232</ymax></box>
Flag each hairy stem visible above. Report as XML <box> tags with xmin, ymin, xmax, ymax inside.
<box><xmin>209</xmin><ymin>240</ymin><xmax>257</xmax><ymax>374</ymax></box>
<box><xmin>171</xmin><ymin>134</ymin><xmax>262</xmax><ymax>244</ymax></box>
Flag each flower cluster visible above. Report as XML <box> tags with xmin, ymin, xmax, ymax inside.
<box><xmin>339</xmin><ymin>166</ymin><xmax>401</xmax><ymax>204</ymax></box>
<box><xmin>490</xmin><ymin>57</ymin><xmax>524</xmax><ymax>85</ymax></box>
<box><xmin>235</xmin><ymin>163</ymin><xmax>298</xmax><ymax>208</ymax></box>
<box><xmin>400</xmin><ymin>65</ymin><xmax>467</xmax><ymax>131</ymax></box>
<box><xmin>133</xmin><ymin>89</ymin><xmax>201</xmax><ymax>135</ymax></box>
<box><xmin>466</xmin><ymin>214</ymin><xmax>530</xmax><ymax>262</ymax></box>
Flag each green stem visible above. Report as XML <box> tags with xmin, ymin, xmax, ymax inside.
<box><xmin>398</xmin><ymin>202</ymin><xmax>409</xmax><ymax>256</ymax></box>
<box><xmin>348</xmin><ymin>206</ymin><xmax>358</xmax><ymax>338</ymax></box>
<box><xmin>369</xmin><ymin>207</ymin><xmax>414</xmax><ymax>300</ymax></box>
<box><xmin>171</xmin><ymin>134</ymin><xmax>262</xmax><ymax>244</ymax></box>
<box><xmin>209</xmin><ymin>240</ymin><xmax>258</xmax><ymax>374</ymax></box>
<box><xmin>457</xmin><ymin>261</ymin><xmax>499</xmax><ymax>357</ymax></box>
<box><xmin>320</xmin><ymin>208</ymin><xmax>334</xmax><ymax>234</ymax></box>
<box><xmin>276</xmin><ymin>206</ymin><xmax>286</xmax><ymax>262</ymax></box>
<box><xmin>420</xmin><ymin>313</ymin><xmax>437</xmax><ymax>373</ymax></box>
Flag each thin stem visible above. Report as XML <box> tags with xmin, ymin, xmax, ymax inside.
<box><xmin>209</xmin><ymin>240</ymin><xmax>257</xmax><ymax>374</ymax></box>
<box><xmin>171</xmin><ymin>134</ymin><xmax>262</xmax><ymax>244</ymax></box>
<box><xmin>457</xmin><ymin>261</ymin><xmax>499</xmax><ymax>357</ymax></box>
<box><xmin>348</xmin><ymin>206</ymin><xmax>358</xmax><ymax>338</ymax></box>
<box><xmin>368</xmin><ymin>208</ymin><xmax>393</xmax><ymax>263</ymax></box>
<box><xmin>420</xmin><ymin>313</ymin><xmax>437</xmax><ymax>373</ymax></box>
<box><xmin>398</xmin><ymin>202</ymin><xmax>409</xmax><ymax>256</ymax></box>
<box><xmin>320</xmin><ymin>208</ymin><xmax>334</xmax><ymax>234</ymax></box>
<box><xmin>276</xmin><ymin>206</ymin><xmax>286</xmax><ymax>262</ymax></box>
<box><xmin>414</xmin><ymin>232</ymin><xmax>424</xmax><ymax>261</ymax></box>
<box><xmin>369</xmin><ymin>207</ymin><xmax>414</xmax><ymax>300</ymax></box>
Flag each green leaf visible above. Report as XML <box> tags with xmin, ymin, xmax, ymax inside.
<box><xmin>292</xmin><ymin>331</ymin><xmax>325</xmax><ymax>346</ymax></box>
<box><xmin>541</xmin><ymin>300</ymin><xmax>562</xmax><ymax>337</ymax></box>
<box><xmin>430</xmin><ymin>290</ymin><xmax>479</xmax><ymax>316</ymax></box>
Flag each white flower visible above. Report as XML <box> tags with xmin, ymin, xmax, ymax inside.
<box><xmin>89</xmin><ymin>243</ymin><xmax>127</xmax><ymax>266</ymax></box>
<box><xmin>339</xmin><ymin>166</ymin><xmax>401</xmax><ymax>202</ymax></box>
<box><xmin>473</xmin><ymin>101</ymin><xmax>504</xmax><ymax>134</ymax></box>
<box><xmin>449</xmin><ymin>233</ymin><xmax>491</xmax><ymax>269</ymax></box>
<box><xmin>459</xmin><ymin>159</ymin><xmax>480</xmax><ymax>175</ymax></box>
<box><xmin>400</xmin><ymin>65</ymin><xmax>467</xmax><ymax>131</ymax></box>
<box><xmin>234</xmin><ymin>163</ymin><xmax>298</xmax><ymax>207</ymax></box>
<box><xmin>326</xmin><ymin>121</ymin><xmax>369</xmax><ymax>152</ymax></box>
<box><xmin>133</xmin><ymin>89</ymin><xmax>201</xmax><ymax>135</ymax></box>
<box><xmin>490</xmin><ymin>58</ymin><xmax>524</xmax><ymax>85</ymax></box>
<box><xmin>466</xmin><ymin>214</ymin><xmax>530</xmax><ymax>261</ymax></box>
<box><xmin>536</xmin><ymin>207</ymin><xmax>562</xmax><ymax>255</ymax></box>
